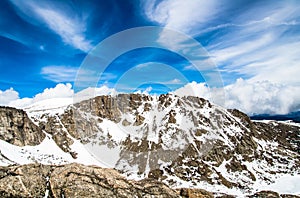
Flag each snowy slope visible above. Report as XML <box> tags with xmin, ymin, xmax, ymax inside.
<box><xmin>0</xmin><ymin>133</ymin><xmax>105</xmax><ymax>167</ymax></box>
<box><xmin>24</xmin><ymin>97</ymin><xmax>73</xmax><ymax>117</ymax></box>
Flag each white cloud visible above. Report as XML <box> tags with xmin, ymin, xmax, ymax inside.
<box><xmin>6</xmin><ymin>83</ymin><xmax>117</xmax><ymax>109</ymax></box>
<box><xmin>9</xmin><ymin>83</ymin><xmax>74</xmax><ymax>108</ymax></box>
<box><xmin>41</xmin><ymin>65</ymin><xmax>78</xmax><ymax>83</ymax></box>
<box><xmin>33</xmin><ymin>83</ymin><xmax>74</xmax><ymax>101</ymax></box>
<box><xmin>173</xmin><ymin>79</ymin><xmax>300</xmax><ymax>115</ymax></box>
<box><xmin>162</xmin><ymin>78</ymin><xmax>183</xmax><ymax>85</ymax></box>
<box><xmin>74</xmin><ymin>86</ymin><xmax>117</xmax><ymax>103</ymax></box>
<box><xmin>0</xmin><ymin>88</ymin><xmax>19</xmax><ymax>106</ymax></box>
<box><xmin>224</xmin><ymin>79</ymin><xmax>300</xmax><ymax>115</ymax></box>
<box><xmin>133</xmin><ymin>86</ymin><xmax>153</xmax><ymax>95</ymax></box>
<box><xmin>172</xmin><ymin>81</ymin><xmax>211</xmax><ymax>98</ymax></box>
<box><xmin>3</xmin><ymin>81</ymin><xmax>300</xmax><ymax>116</ymax></box>
<box><xmin>143</xmin><ymin>86</ymin><xmax>153</xmax><ymax>94</ymax></box>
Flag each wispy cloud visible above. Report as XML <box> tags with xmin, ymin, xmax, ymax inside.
<box><xmin>183</xmin><ymin>65</ymin><xmax>196</xmax><ymax>71</ymax></box>
<box><xmin>208</xmin><ymin>23</ymin><xmax>300</xmax><ymax>85</ymax></box>
<box><xmin>34</xmin><ymin>7</ymin><xmax>92</xmax><ymax>52</ymax></box>
<box><xmin>210</xmin><ymin>33</ymin><xmax>274</xmax><ymax>64</ymax></box>
<box><xmin>135</xmin><ymin>62</ymin><xmax>153</xmax><ymax>70</ymax></box>
<box><xmin>205</xmin><ymin>2</ymin><xmax>300</xmax><ymax>86</ymax></box>
<box><xmin>161</xmin><ymin>78</ymin><xmax>183</xmax><ymax>85</ymax></box>
<box><xmin>41</xmin><ymin>65</ymin><xmax>117</xmax><ymax>85</ymax></box>
<box><xmin>9</xmin><ymin>0</ymin><xmax>92</xmax><ymax>52</ymax></box>
<box><xmin>41</xmin><ymin>65</ymin><xmax>78</xmax><ymax>83</ymax></box>
<box><xmin>143</xmin><ymin>0</ymin><xmax>300</xmax><ymax>88</ymax></box>
<box><xmin>183</xmin><ymin>58</ymin><xmax>213</xmax><ymax>71</ymax></box>
<box><xmin>143</xmin><ymin>0</ymin><xmax>219</xmax><ymax>33</ymax></box>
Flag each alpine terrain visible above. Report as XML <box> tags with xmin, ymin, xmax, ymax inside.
<box><xmin>0</xmin><ymin>94</ymin><xmax>299</xmax><ymax>197</ymax></box>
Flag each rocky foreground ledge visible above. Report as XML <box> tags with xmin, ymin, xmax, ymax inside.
<box><xmin>0</xmin><ymin>163</ymin><xmax>298</xmax><ymax>198</ymax></box>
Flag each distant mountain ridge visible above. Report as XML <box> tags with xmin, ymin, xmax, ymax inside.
<box><xmin>251</xmin><ymin>111</ymin><xmax>300</xmax><ymax>123</ymax></box>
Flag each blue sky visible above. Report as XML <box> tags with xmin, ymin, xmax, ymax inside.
<box><xmin>1</xmin><ymin>0</ymin><xmax>300</xmax><ymax>115</ymax></box>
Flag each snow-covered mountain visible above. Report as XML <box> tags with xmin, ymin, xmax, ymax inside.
<box><xmin>0</xmin><ymin>94</ymin><xmax>299</xmax><ymax>196</ymax></box>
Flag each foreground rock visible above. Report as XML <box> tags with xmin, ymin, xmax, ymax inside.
<box><xmin>0</xmin><ymin>163</ymin><xmax>180</xmax><ymax>198</ymax></box>
<box><xmin>0</xmin><ymin>163</ymin><xmax>298</xmax><ymax>198</ymax></box>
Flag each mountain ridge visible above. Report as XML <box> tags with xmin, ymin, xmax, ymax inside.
<box><xmin>0</xmin><ymin>93</ymin><xmax>299</xmax><ymax>196</ymax></box>
<box><xmin>251</xmin><ymin>111</ymin><xmax>300</xmax><ymax>123</ymax></box>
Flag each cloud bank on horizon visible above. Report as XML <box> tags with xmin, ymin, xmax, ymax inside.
<box><xmin>2</xmin><ymin>81</ymin><xmax>300</xmax><ymax>116</ymax></box>
<box><xmin>0</xmin><ymin>0</ymin><xmax>300</xmax><ymax>115</ymax></box>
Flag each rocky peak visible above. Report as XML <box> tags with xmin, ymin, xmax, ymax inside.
<box><xmin>0</xmin><ymin>106</ymin><xmax>45</xmax><ymax>146</ymax></box>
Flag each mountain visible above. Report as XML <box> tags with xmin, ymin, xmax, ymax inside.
<box><xmin>0</xmin><ymin>94</ymin><xmax>299</xmax><ymax>197</ymax></box>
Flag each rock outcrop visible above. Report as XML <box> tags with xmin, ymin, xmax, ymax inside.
<box><xmin>0</xmin><ymin>163</ymin><xmax>181</xmax><ymax>198</ymax></box>
<box><xmin>0</xmin><ymin>163</ymin><xmax>298</xmax><ymax>198</ymax></box>
<box><xmin>0</xmin><ymin>106</ymin><xmax>45</xmax><ymax>146</ymax></box>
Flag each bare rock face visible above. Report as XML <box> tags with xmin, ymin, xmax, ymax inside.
<box><xmin>50</xmin><ymin>163</ymin><xmax>181</xmax><ymax>198</ymax></box>
<box><xmin>0</xmin><ymin>163</ymin><xmax>181</xmax><ymax>198</ymax></box>
<box><xmin>122</xmin><ymin>119</ymin><xmax>131</xmax><ymax>126</ymax></box>
<box><xmin>247</xmin><ymin>190</ymin><xmax>280</xmax><ymax>198</ymax></box>
<box><xmin>134</xmin><ymin>114</ymin><xmax>145</xmax><ymax>126</ymax></box>
<box><xmin>177</xmin><ymin>188</ymin><xmax>214</xmax><ymax>198</ymax></box>
<box><xmin>0</xmin><ymin>163</ymin><xmax>51</xmax><ymax>197</ymax></box>
<box><xmin>0</xmin><ymin>107</ymin><xmax>45</xmax><ymax>146</ymax></box>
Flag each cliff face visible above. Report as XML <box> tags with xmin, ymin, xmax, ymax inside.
<box><xmin>0</xmin><ymin>107</ymin><xmax>45</xmax><ymax>146</ymax></box>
